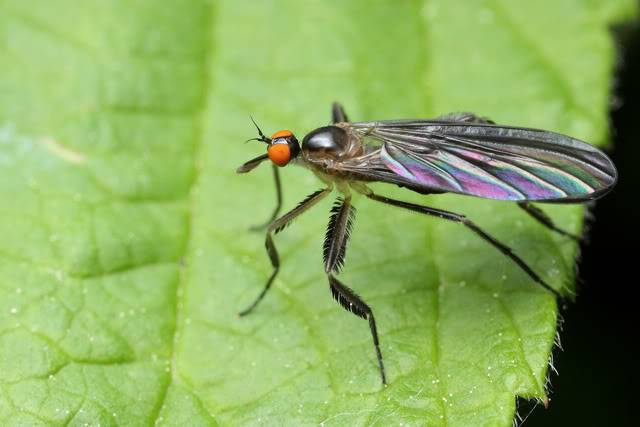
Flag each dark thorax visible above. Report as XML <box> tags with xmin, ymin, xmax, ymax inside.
<box><xmin>300</xmin><ymin>124</ymin><xmax>366</xmax><ymax>182</ymax></box>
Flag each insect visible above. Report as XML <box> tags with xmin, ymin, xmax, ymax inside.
<box><xmin>236</xmin><ymin>102</ymin><xmax>617</xmax><ymax>385</ymax></box>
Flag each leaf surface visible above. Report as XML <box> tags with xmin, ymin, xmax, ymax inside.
<box><xmin>0</xmin><ymin>1</ymin><xmax>636</xmax><ymax>425</ymax></box>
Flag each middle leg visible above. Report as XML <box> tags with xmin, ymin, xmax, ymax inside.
<box><xmin>239</xmin><ymin>187</ymin><xmax>331</xmax><ymax>316</ymax></box>
<box><xmin>323</xmin><ymin>196</ymin><xmax>387</xmax><ymax>385</ymax></box>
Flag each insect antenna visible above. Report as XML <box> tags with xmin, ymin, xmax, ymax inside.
<box><xmin>245</xmin><ymin>115</ymin><xmax>272</xmax><ymax>144</ymax></box>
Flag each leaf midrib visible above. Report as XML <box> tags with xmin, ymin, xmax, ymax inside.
<box><xmin>150</xmin><ymin>3</ymin><xmax>216</xmax><ymax>423</ymax></box>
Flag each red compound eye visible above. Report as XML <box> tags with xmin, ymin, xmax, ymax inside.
<box><xmin>267</xmin><ymin>143</ymin><xmax>291</xmax><ymax>166</ymax></box>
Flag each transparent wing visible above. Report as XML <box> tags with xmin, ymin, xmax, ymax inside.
<box><xmin>342</xmin><ymin>120</ymin><xmax>617</xmax><ymax>202</ymax></box>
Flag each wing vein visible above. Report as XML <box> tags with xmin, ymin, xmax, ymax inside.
<box><xmin>343</xmin><ymin>120</ymin><xmax>615</xmax><ymax>201</ymax></box>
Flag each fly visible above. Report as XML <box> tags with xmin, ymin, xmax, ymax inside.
<box><xmin>236</xmin><ymin>102</ymin><xmax>617</xmax><ymax>385</ymax></box>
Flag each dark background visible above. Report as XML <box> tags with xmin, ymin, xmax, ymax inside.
<box><xmin>527</xmin><ymin>23</ymin><xmax>640</xmax><ymax>426</ymax></box>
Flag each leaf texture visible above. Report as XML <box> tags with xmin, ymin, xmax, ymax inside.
<box><xmin>0</xmin><ymin>0</ymin><xmax>636</xmax><ymax>425</ymax></box>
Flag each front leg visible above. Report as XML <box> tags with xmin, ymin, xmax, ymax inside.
<box><xmin>323</xmin><ymin>196</ymin><xmax>387</xmax><ymax>385</ymax></box>
<box><xmin>236</xmin><ymin>154</ymin><xmax>284</xmax><ymax>231</ymax></box>
<box><xmin>250</xmin><ymin>164</ymin><xmax>283</xmax><ymax>231</ymax></box>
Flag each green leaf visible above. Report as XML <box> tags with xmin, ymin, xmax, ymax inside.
<box><xmin>0</xmin><ymin>0</ymin><xmax>636</xmax><ymax>425</ymax></box>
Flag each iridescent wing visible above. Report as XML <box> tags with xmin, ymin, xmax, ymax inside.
<box><xmin>339</xmin><ymin>119</ymin><xmax>617</xmax><ymax>202</ymax></box>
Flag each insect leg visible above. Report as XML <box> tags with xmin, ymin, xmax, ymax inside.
<box><xmin>323</xmin><ymin>198</ymin><xmax>386</xmax><ymax>384</ymax></box>
<box><xmin>366</xmin><ymin>193</ymin><xmax>562</xmax><ymax>298</ymax></box>
<box><xmin>323</xmin><ymin>196</ymin><xmax>356</xmax><ymax>273</ymax></box>
<box><xmin>239</xmin><ymin>188</ymin><xmax>332</xmax><ymax>316</ymax></box>
<box><xmin>332</xmin><ymin>102</ymin><xmax>350</xmax><ymax>123</ymax></box>
<box><xmin>250</xmin><ymin>164</ymin><xmax>283</xmax><ymax>231</ymax></box>
<box><xmin>517</xmin><ymin>201</ymin><xmax>582</xmax><ymax>242</ymax></box>
<box><xmin>328</xmin><ymin>274</ymin><xmax>386</xmax><ymax>385</ymax></box>
<box><xmin>236</xmin><ymin>153</ymin><xmax>269</xmax><ymax>174</ymax></box>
